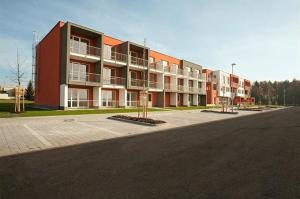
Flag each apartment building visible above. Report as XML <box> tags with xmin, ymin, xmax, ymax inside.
<box><xmin>35</xmin><ymin>21</ymin><xmax>207</xmax><ymax>109</ymax></box>
<box><xmin>203</xmin><ymin>69</ymin><xmax>254</xmax><ymax>106</ymax></box>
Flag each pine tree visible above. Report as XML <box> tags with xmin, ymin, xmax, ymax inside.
<box><xmin>25</xmin><ymin>80</ymin><xmax>34</xmax><ymax>100</ymax></box>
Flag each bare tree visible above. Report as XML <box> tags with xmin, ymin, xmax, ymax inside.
<box><xmin>10</xmin><ymin>48</ymin><xmax>26</xmax><ymax>86</ymax></box>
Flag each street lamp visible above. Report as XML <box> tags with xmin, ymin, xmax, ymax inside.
<box><xmin>231</xmin><ymin>63</ymin><xmax>236</xmax><ymax>112</ymax></box>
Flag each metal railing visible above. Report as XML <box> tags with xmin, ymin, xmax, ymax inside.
<box><xmin>177</xmin><ymin>85</ymin><xmax>185</xmax><ymax>92</ymax></box>
<box><xmin>102</xmin><ymin>100</ymin><xmax>119</xmax><ymax>107</ymax></box>
<box><xmin>129</xmin><ymin>78</ymin><xmax>147</xmax><ymax>88</ymax></box>
<box><xmin>164</xmin><ymin>66</ymin><xmax>171</xmax><ymax>73</ymax></box>
<box><xmin>104</xmin><ymin>51</ymin><xmax>127</xmax><ymax>63</ymax></box>
<box><xmin>68</xmin><ymin>99</ymin><xmax>97</xmax><ymax>108</ymax></box>
<box><xmin>164</xmin><ymin>83</ymin><xmax>176</xmax><ymax>91</ymax></box>
<box><xmin>103</xmin><ymin>76</ymin><xmax>126</xmax><ymax>86</ymax></box>
<box><xmin>189</xmin><ymin>72</ymin><xmax>197</xmax><ymax>78</ymax></box>
<box><xmin>69</xmin><ymin>72</ymin><xmax>100</xmax><ymax>83</ymax></box>
<box><xmin>149</xmin><ymin>81</ymin><xmax>162</xmax><ymax>89</ymax></box>
<box><xmin>177</xmin><ymin>68</ymin><xmax>184</xmax><ymax>76</ymax></box>
<box><xmin>127</xmin><ymin>100</ymin><xmax>138</xmax><ymax>107</ymax></box>
<box><xmin>198</xmin><ymin>73</ymin><xmax>206</xmax><ymax>81</ymax></box>
<box><xmin>70</xmin><ymin>40</ymin><xmax>101</xmax><ymax>57</ymax></box>
<box><xmin>130</xmin><ymin>56</ymin><xmax>148</xmax><ymax>67</ymax></box>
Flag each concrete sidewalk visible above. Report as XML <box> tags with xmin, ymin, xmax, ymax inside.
<box><xmin>0</xmin><ymin>109</ymin><xmax>273</xmax><ymax>157</ymax></box>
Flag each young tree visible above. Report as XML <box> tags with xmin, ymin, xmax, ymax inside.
<box><xmin>10</xmin><ymin>48</ymin><xmax>26</xmax><ymax>86</ymax></box>
<box><xmin>25</xmin><ymin>80</ymin><xmax>34</xmax><ymax>100</ymax></box>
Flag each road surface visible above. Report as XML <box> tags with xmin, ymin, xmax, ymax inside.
<box><xmin>0</xmin><ymin>107</ymin><xmax>299</xmax><ymax>199</ymax></box>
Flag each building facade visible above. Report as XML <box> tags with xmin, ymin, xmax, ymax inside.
<box><xmin>35</xmin><ymin>21</ymin><xmax>207</xmax><ymax>109</ymax></box>
<box><xmin>203</xmin><ymin>69</ymin><xmax>254</xmax><ymax>106</ymax></box>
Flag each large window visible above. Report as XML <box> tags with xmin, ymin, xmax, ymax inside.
<box><xmin>68</xmin><ymin>88</ymin><xmax>88</xmax><ymax>108</ymax></box>
<box><xmin>70</xmin><ymin>35</ymin><xmax>90</xmax><ymax>55</ymax></box>
<box><xmin>101</xmin><ymin>90</ymin><xmax>116</xmax><ymax>107</ymax></box>
<box><xmin>127</xmin><ymin>91</ymin><xmax>137</xmax><ymax>106</ymax></box>
<box><xmin>70</xmin><ymin>63</ymin><xmax>87</xmax><ymax>81</ymax></box>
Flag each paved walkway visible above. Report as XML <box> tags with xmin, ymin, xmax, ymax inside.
<box><xmin>0</xmin><ymin>109</ymin><xmax>273</xmax><ymax>157</ymax></box>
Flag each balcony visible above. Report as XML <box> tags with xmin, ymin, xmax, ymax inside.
<box><xmin>177</xmin><ymin>68</ymin><xmax>188</xmax><ymax>77</ymax></box>
<box><xmin>164</xmin><ymin>83</ymin><xmax>175</xmax><ymax>91</ymax></box>
<box><xmin>188</xmin><ymin>72</ymin><xmax>198</xmax><ymax>79</ymax></box>
<box><xmin>149</xmin><ymin>81</ymin><xmax>163</xmax><ymax>90</ymax></box>
<box><xmin>149</xmin><ymin>63</ymin><xmax>164</xmax><ymax>73</ymax></box>
<box><xmin>129</xmin><ymin>56</ymin><xmax>148</xmax><ymax>70</ymax></box>
<box><xmin>198</xmin><ymin>87</ymin><xmax>206</xmax><ymax>95</ymax></box>
<box><xmin>129</xmin><ymin>78</ymin><xmax>147</xmax><ymax>89</ymax></box>
<box><xmin>103</xmin><ymin>51</ymin><xmax>127</xmax><ymax>66</ymax></box>
<box><xmin>70</xmin><ymin>40</ymin><xmax>101</xmax><ymax>62</ymax></box>
<box><xmin>198</xmin><ymin>73</ymin><xmax>206</xmax><ymax>82</ymax></box>
<box><xmin>102</xmin><ymin>76</ymin><xmax>126</xmax><ymax>88</ymax></box>
<box><xmin>68</xmin><ymin>71</ymin><xmax>100</xmax><ymax>86</ymax></box>
<box><xmin>177</xmin><ymin>85</ymin><xmax>186</xmax><ymax>92</ymax></box>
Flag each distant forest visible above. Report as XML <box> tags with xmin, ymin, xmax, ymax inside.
<box><xmin>251</xmin><ymin>79</ymin><xmax>300</xmax><ymax>106</ymax></box>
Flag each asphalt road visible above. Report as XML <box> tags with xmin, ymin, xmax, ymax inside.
<box><xmin>0</xmin><ymin>107</ymin><xmax>299</xmax><ymax>199</ymax></box>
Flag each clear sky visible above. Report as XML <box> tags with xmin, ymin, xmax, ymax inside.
<box><xmin>0</xmin><ymin>0</ymin><xmax>299</xmax><ymax>86</ymax></box>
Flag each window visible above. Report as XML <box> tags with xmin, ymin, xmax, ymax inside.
<box><xmin>127</xmin><ymin>91</ymin><xmax>137</xmax><ymax>106</ymax></box>
<box><xmin>198</xmin><ymin>82</ymin><xmax>202</xmax><ymax>88</ymax></box>
<box><xmin>223</xmin><ymin>76</ymin><xmax>226</xmax><ymax>84</ymax></box>
<box><xmin>68</xmin><ymin>88</ymin><xmax>88</xmax><ymax>108</ymax></box>
<box><xmin>70</xmin><ymin>35</ymin><xmax>90</xmax><ymax>55</ymax></box>
<box><xmin>102</xmin><ymin>90</ymin><xmax>116</xmax><ymax>107</ymax></box>
<box><xmin>70</xmin><ymin>63</ymin><xmax>87</xmax><ymax>81</ymax></box>
<box><xmin>130</xmin><ymin>71</ymin><xmax>138</xmax><ymax>79</ymax></box>
<box><xmin>148</xmin><ymin>93</ymin><xmax>152</xmax><ymax>101</ymax></box>
<box><xmin>149</xmin><ymin>57</ymin><xmax>154</xmax><ymax>64</ymax></box>
<box><xmin>162</xmin><ymin>60</ymin><xmax>168</xmax><ymax>66</ymax></box>
<box><xmin>213</xmin><ymin>84</ymin><xmax>217</xmax><ymax>90</ymax></box>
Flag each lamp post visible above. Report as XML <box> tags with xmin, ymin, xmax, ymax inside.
<box><xmin>231</xmin><ymin>63</ymin><xmax>236</xmax><ymax>112</ymax></box>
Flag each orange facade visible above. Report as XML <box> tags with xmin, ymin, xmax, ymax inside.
<box><xmin>35</xmin><ymin>21</ymin><xmax>65</xmax><ymax>107</ymax></box>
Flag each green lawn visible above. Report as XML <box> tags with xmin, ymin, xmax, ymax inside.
<box><xmin>0</xmin><ymin>100</ymin><xmax>167</xmax><ymax>118</ymax></box>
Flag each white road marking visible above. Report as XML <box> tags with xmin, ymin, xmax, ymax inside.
<box><xmin>23</xmin><ymin>124</ymin><xmax>52</xmax><ymax>147</ymax></box>
<box><xmin>77</xmin><ymin>122</ymin><xmax>123</xmax><ymax>136</ymax></box>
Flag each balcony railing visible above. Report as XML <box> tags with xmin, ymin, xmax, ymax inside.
<box><xmin>149</xmin><ymin>63</ymin><xmax>163</xmax><ymax>72</ymax></box>
<box><xmin>129</xmin><ymin>78</ymin><xmax>147</xmax><ymax>88</ymax></box>
<box><xmin>177</xmin><ymin>68</ymin><xmax>184</xmax><ymax>76</ymax></box>
<box><xmin>102</xmin><ymin>100</ymin><xmax>119</xmax><ymax>107</ymax></box>
<box><xmin>164</xmin><ymin>66</ymin><xmax>171</xmax><ymax>73</ymax></box>
<box><xmin>69</xmin><ymin>72</ymin><xmax>100</xmax><ymax>83</ymax></box>
<box><xmin>104</xmin><ymin>51</ymin><xmax>127</xmax><ymax>63</ymax></box>
<box><xmin>149</xmin><ymin>81</ymin><xmax>162</xmax><ymax>89</ymax></box>
<box><xmin>70</xmin><ymin>40</ymin><xmax>101</xmax><ymax>57</ymax></box>
<box><xmin>127</xmin><ymin>101</ymin><xmax>138</xmax><ymax>107</ymax></box>
<box><xmin>164</xmin><ymin>83</ymin><xmax>171</xmax><ymax>90</ymax></box>
<box><xmin>198</xmin><ymin>73</ymin><xmax>206</xmax><ymax>81</ymax></box>
<box><xmin>103</xmin><ymin>76</ymin><xmax>126</xmax><ymax>86</ymax></box>
<box><xmin>177</xmin><ymin>85</ymin><xmax>185</xmax><ymax>92</ymax></box>
<box><xmin>130</xmin><ymin>56</ymin><xmax>148</xmax><ymax>67</ymax></box>
<box><xmin>189</xmin><ymin>86</ymin><xmax>194</xmax><ymax>92</ymax></box>
<box><xmin>189</xmin><ymin>72</ymin><xmax>197</xmax><ymax>79</ymax></box>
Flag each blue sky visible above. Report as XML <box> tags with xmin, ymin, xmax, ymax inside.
<box><xmin>0</xmin><ymin>0</ymin><xmax>300</xmax><ymax>86</ymax></box>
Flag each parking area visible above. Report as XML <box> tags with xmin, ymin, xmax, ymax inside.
<box><xmin>0</xmin><ymin>109</ymin><xmax>270</xmax><ymax>157</ymax></box>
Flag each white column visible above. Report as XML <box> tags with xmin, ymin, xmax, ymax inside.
<box><xmin>183</xmin><ymin>93</ymin><xmax>189</xmax><ymax>106</ymax></box>
<box><xmin>171</xmin><ymin>92</ymin><xmax>177</xmax><ymax>106</ymax></box>
<box><xmin>119</xmin><ymin>89</ymin><xmax>127</xmax><ymax>107</ymax></box>
<box><xmin>93</xmin><ymin>87</ymin><xmax>102</xmax><ymax>108</ymax></box>
<box><xmin>193</xmin><ymin>94</ymin><xmax>198</xmax><ymax>106</ymax></box>
<box><xmin>60</xmin><ymin>84</ymin><xmax>68</xmax><ymax>109</ymax></box>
